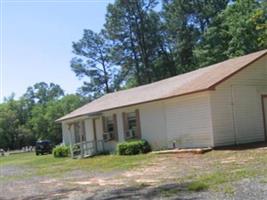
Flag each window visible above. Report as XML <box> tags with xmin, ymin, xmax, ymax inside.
<box><xmin>127</xmin><ymin>112</ymin><xmax>137</xmax><ymax>132</ymax></box>
<box><xmin>106</xmin><ymin>116</ymin><xmax>114</xmax><ymax>133</ymax></box>
<box><xmin>102</xmin><ymin>116</ymin><xmax>116</xmax><ymax>141</ymax></box>
<box><xmin>123</xmin><ymin>110</ymin><xmax>141</xmax><ymax>139</ymax></box>
<box><xmin>74</xmin><ymin>121</ymin><xmax>86</xmax><ymax>143</ymax></box>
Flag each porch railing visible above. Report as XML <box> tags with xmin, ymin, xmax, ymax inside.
<box><xmin>71</xmin><ymin>140</ymin><xmax>104</xmax><ymax>158</ymax></box>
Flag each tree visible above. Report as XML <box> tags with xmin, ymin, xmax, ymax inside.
<box><xmin>0</xmin><ymin>82</ymin><xmax>85</xmax><ymax>149</ymax></box>
<box><xmin>28</xmin><ymin>94</ymin><xmax>85</xmax><ymax>145</ymax></box>
<box><xmin>195</xmin><ymin>0</ymin><xmax>267</xmax><ymax>67</ymax></box>
<box><xmin>105</xmin><ymin>0</ymin><xmax>176</xmax><ymax>87</ymax></box>
<box><xmin>24</xmin><ymin>82</ymin><xmax>64</xmax><ymax>104</ymax></box>
<box><xmin>45</xmin><ymin>94</ymin><xmax>85</xmax><ymax>144</ymax></box>
<box><xmin>71</xmin><ymin>29</ymin><xmax>117</xmax><ymax>98</ymax></box>
<box><xmin>0</xmin><ymin>96</ymin><xmax>34</xmax><ymax>150</ymax></box>
<box><xmin>162</xmin><ymin>0</ymin><xmax>229</xmax><ymax>72</ymax></box>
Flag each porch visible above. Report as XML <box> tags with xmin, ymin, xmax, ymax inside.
<box><xmin>62</xmin><ymin>109</ymin><xmax>142</xmax><ymax>158</ymax></box>
<box><xmin>64</xmin><ymin>117</ymin><xmax>106</xmax><ymax>158</ymax></box>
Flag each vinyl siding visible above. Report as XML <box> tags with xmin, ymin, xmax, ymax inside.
<box><xmin>164</xmin><ymin>92</ymin><xmax>213</xmax><ymax>148</ymax></box>
<box><xmin>62</xmin><ymin>91</ymin><xmax>214</xmax><ymax>152</ymax></box>
<box><xmin>210</xmin><ymin>56</ymin><xmax>267</xmax><ymax>146</ymax></box>
<box><xmin>99</xmin><ymin>92</ymin><xmax>213</xmax><ymax>151</ymax></box>
<box><xmin>101</xmin><ymin>101</ymin><xmax>168</xmax><ymax>151</ymax></box>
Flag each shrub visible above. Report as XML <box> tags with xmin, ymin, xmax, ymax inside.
<box><xmin>53</xmin><ymin>145</ymin><xmax>70</xmax><ymax>158</ymax></box>
<box><xmin>116</xmin><ymin>140</ymin><xmax>151</xmax><ymax>155</ymax></box>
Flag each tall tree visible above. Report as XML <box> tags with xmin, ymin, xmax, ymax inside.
<box><xmin>195</xmin><ymin>0</ymin><xmax>267</xmax><ymax>67</ymax></box>
<box><xmin>105</xmin><ymin>0</ymin><xmax>176</xmax><ymax>87</ymax></box>
<box><xmin>162</xmin><ymin>0</ymin><xmax>229</xmax><ymax>71</ymax></box>
<box><xmin>71</xmin><ymin>29</ymin><xmax>117</xmax><ymax>98</ymax></box>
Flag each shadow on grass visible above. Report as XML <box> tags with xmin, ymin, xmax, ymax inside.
<box><xmin>86</xmin><ymin>182</ymin><xmax>205</xmax><ymax>200</ymax></box>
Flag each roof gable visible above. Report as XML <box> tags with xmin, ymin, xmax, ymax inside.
<box><xmin>57</xmin><ymin>49</ymin><xmax>267</xmax><ymax>122</ymax></box>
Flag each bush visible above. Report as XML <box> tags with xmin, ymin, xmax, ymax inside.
<box><xmin>53</xmin><ymin>145</ymin><xmax>70</xmax><ymax>158</ymax></box>
<box><xmin>116</xmin><ymin>140</ymin><xmax>151</xmax><ymax>155</ymax></box>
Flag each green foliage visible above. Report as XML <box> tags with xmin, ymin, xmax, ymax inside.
<box><xmin>71</xmin><ymin>29</ymin><xmax>118</xmax><ymax>98</ymax></box>
<box><xmin>71</xmin><ymin>0</ymin><xmax>266</xmax><ymax>95</ymax></box>
<box><xmin>195</xmin><ymin>0</ymin><xmax>267</xmax><ymax>67</ymax></box>
<box><xmin>117</xmin><ymin>140</ymin><xmax>151</xmax><ymax>155</ymax></box>
<box><xmin>162</xmin><ymin>0</ymin><xmax>229</xmax><ymax>72</ymax></box>
<box><xmin>52</xmin><ymin>145</ymin><xmax>70</xmax><ymax>158</ymax></box>
<box><xmin>105</xmin><ymin>0</ymin><xmax>177</xmax><ymax>86</ymax></box>
<box><xmin>0</xmin><ymin>96</ymin><xmax>34</xmax><ymax>150</ymax></box>
<box><xmin>0</xmin><ymin>83</ymin><xmax>85</xmax><ymax>150</ymax></box>
<box><xmin>24</xmin><ymin>82</ymin><xmax>64</xmax><ymax>105</ymax></box>
<box><xmin>1</xmin><ymin>0</ymin><xmax>267</xmax><ymax>151</ymax></box>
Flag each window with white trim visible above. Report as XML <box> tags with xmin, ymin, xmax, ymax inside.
<box><xmin>103</xmin><ymin>116</ymin><xmax>115</xmax><ymax>141</ymax></box>
<box><xmin>124</xmin><ymin>112</ymin><xmax>138</xmax><ymax>139</ymax></box>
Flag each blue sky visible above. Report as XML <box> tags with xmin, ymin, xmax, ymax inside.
<box><xmin>1</xmin><ymin>0</ymin><xmax>114</xmax><ymax>102</ymax></box>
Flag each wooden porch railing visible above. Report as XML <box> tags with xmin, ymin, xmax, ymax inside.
<box><xmin>71</xmin><ymin>140</ymin><xmax>104</xmax><ymax>158</ymax></box>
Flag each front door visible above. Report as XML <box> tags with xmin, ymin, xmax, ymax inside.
<box><xmin>263</xmin><ymin>96</ymin><xmax>267</xmax><ymax>141</ymax></box>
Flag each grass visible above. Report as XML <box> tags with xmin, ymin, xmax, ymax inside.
<box><xmin>187</xmin><ymin>181</ymin><xmax>208</xmax><ymax>191</ymax></box>
<box><xmin>0</xmin><ymin>152</ymin><xmax>155</xmax><ymax>180</ymax></box>
<box><xmin>183</xmin><ymin>147</ymin><xmax>267</xmax><ymax>192</ymax></box>
<box><xmin>2</xmin><ymin>145</ymin><xmax>267</xmax><ymax>196</ymax></box>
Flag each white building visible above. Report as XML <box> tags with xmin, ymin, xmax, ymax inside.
<box><xmin>57</xmin><ymin>49</ymin><xmax>267</xmax><ymax>156</ymax></box>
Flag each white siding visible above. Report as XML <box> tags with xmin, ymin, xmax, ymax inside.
<box><xmin>211</xmin><ymin>56</ymin><xmax>267</xmax><ymax>146</ymax></box>
<box><xmin>62</xmin><ymin>91</ymin><xmax>214</xmax><ymax>152</ymax></box>
<box><xmin>164</xmin><ymin>93</ymin><xmax>213</xmax><ymax>148</ymax></box>
<box><xmin>139</xmin><ymin>102</ymin><xmax>168</xmax><ymax>150</ymax></box>
<box><xmin>100</xmin><ymin>102</ymin><xmax>167</xmax><ymax>151</ymax></box>
<box><xmin>100</xmin><ymin>92</ymin><xmax>213</xmax><ymax>151</ymax></box>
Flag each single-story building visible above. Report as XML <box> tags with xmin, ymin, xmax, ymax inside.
<box><xmin>57</xmin><ymin>49</ymin><xmax>267</xmax><ymax>157</ymax></box>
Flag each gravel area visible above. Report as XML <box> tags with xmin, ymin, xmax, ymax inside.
<box><xmin>83</xmin><ymin>178</ymin><xmax>267</xmax><ymax>200</ymax></box>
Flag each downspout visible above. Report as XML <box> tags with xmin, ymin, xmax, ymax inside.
<box><xmin>230</xmin><ymin>85</ymin><xmax>238</xmax><ymax>145</ymax></box>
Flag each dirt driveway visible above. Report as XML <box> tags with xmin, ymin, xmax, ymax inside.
<box><xmin>2</xmin><ymin>148</ymin><xmax>267</xmax><ymax>200</ymax></box>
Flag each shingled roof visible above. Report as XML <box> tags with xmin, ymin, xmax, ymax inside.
<box><xmin>57</xmin><ymin>49</ymin><xmax>267</xmax><ymax>122</ymax></box>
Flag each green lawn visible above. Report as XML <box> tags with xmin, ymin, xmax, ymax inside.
<box><xmin>0</xmin><ymin>152</ymin><xmax>155</xmax><ymax>180</ymax></box>
<box><xmin>183</xmin><ymin>147</ymin><xmax>267</xmax><ymax>192</ymax></box>
<box><xmin>2</xmin><ymin>146</ymin><xmax>267</xmax><ymax>194</ymax></box>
